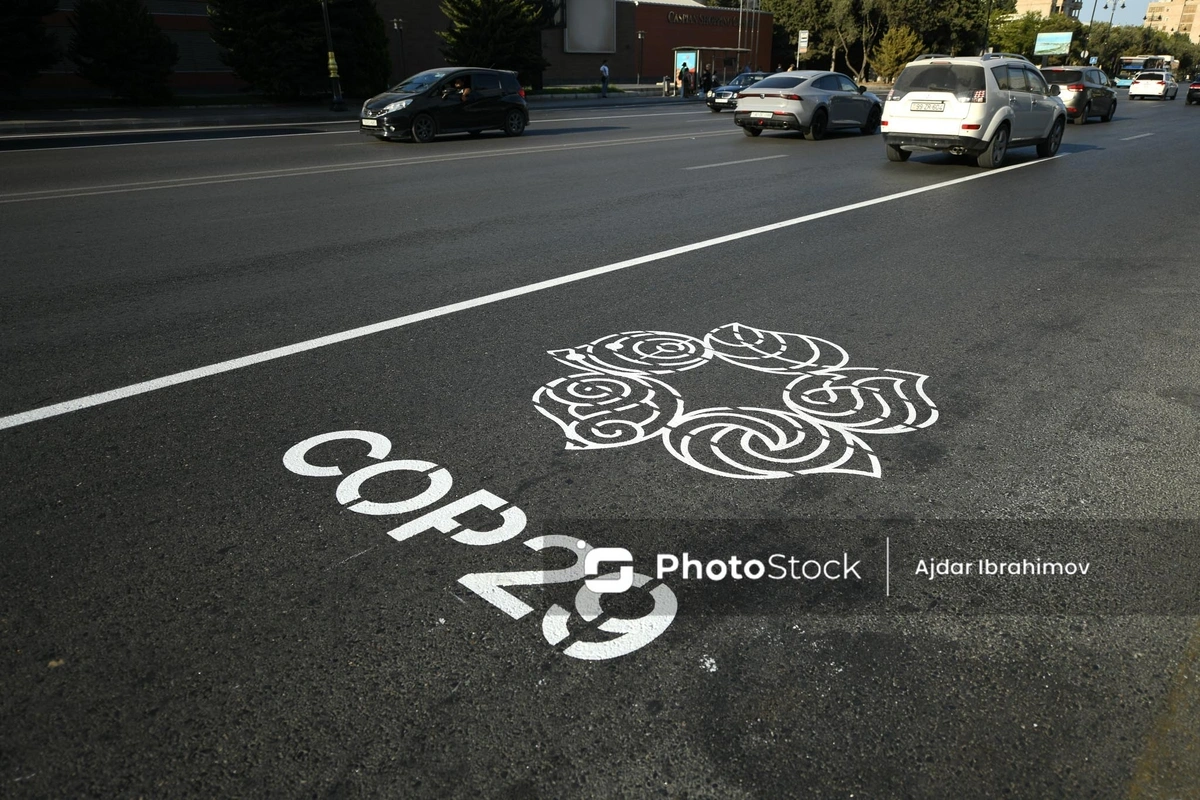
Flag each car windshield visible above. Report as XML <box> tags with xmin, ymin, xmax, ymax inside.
<box><xmin>389</xmin><ymin>72</ymin><xmax>451</xmax><ymax>93</ymax></box>
<box><xmin>1043</xmin><ymin>69</ymin><xmax>1084</xmax><ymax>83</ymax></box>
<box><xmin>748</xmin><ymin>76</ymin><xmax>805</xmax><ymax>89</ymax></box>
<box><xmin>893</xmin><ymin>64</ymin><xmax>985</xmax><ymax>94</ymax></box>
<box><xmin>731</xmin><ymin>73</ymin><xmax>767</xmax><ymax>87</ymax></box>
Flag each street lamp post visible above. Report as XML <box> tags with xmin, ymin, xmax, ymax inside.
<box><xmin>1100</xmin><ymin>1</ymin><xmax>1125</xmax><ymax>74</ymax></box>
<box><xmin>637</xmin><ymin>31</ymin><xmax>645</xmax><ymax>85</ymax></box>
<box><xmin>981</xmin><ymin>0</ymin><xmax>994</xmax><ymax>55</ymax></box>
<box><xmin>392</xmin><ymin>18</ymin><xmax>407</xmax><ymax>80</ymax></box>
<box><xmin>319</xmin><ymin>0</ymin><xmax>345</xmax><ymax>111</ymax></box>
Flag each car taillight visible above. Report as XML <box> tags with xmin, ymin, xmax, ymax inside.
<box><xmin>1067</xmin><ymin>84</ymin><xmax>1085</xmax><ymax>91</ymax></box>
<box><xmin>887</xmin><ymin>89</ymin><xmax>903</xmax><ymax>101</ymax></box>
<box><xmin>963</xmin><ymin>89</ymin><xmax>986</xmax><ymax>103</ymax></box>
<box><xmin>880</xmin><ymin>119</ymin><xmax>888</xmax><ymax>126</ymax></box>
<box><xmin>1192</xmin><ymin>82</ymin><xmax>1200</xmax><ymax>89</ymax></box>
<box><xmin>961</xmin><ymin>123</ymin><xmax>981</xmax><ymax>130</ymax></box>
<box><xmin>1156</xmin><ymin>81</ymin><xmax>1165</xmax><ymax>85</ymax></box>
<box><xmin>781</xmin><ymin>94</ymin><xmax>803</xmax><ymax>101</ymax></box>
<box><xmin>519</xmin><ymin>88</ymin><xmax>525</xmax><ymax>98</ymax></box>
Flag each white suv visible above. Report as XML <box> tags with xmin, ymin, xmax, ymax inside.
<box><xmin>881</xmin><ymin>53</ymin><xmax>1067</xmax><ymax>168</ymax></box>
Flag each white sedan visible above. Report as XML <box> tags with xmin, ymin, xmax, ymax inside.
<box><xmin>733</xmin><ymin>71</ymin><xmax>883</xmax><ymax>141</ymax></box>
<box><xmin>1128</xmin><ymin>71</ymin><xmax>1179</xmax><ymax>100</ymax></box>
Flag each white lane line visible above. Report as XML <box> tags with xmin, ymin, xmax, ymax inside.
<box><xmin>3</xmin><ymin>129</ymin><xmax>352</xmax><ymax>153</ymax></box>
<box><xmin>0</xmin><ymin>130</ymin><xmax>737</xmax><ymax>204</ymax></box>
<box><xmin>0</xmin><ymin>154</ymin><xmax>1066</xmax><ymax>431</ymax></box>
<box><xmin>534</xmin><ymin>111</ymin><xmax>708</xmax><ymax>123</ymax></box>
<box><xmin>0</xmin><ymin>119</ymin><xmax>358</xmax><ymax>143</ymax></box>
<box><xmin>685</xmin><ymin>154</ymin><xmax>788</xmax><ymax>170</ymax></box>
<box><xmin>1121</xmin><ymin>132</ymin><xmax>1156</xmax><ymax>141</ymax></box>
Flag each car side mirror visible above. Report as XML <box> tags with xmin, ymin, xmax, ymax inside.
<box><xmin>1049</xmin><ymin>84</ymin><xmax>1061</xmax><ymax>96</ymax></box>
<box><xmin>857</xmin><ymin>85</ymin><xmax>866</xmax><ymax>94</ymax></box>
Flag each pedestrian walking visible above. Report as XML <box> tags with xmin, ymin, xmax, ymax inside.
<box><xmin>701</xmin><ymin>65</ymin><xmax>713</xmax><ymax>97</ymax></box>
<box><xmin>678</xmin><ymin>62</ymin><xmax>690</xmax><ymax>99</ymax></box>
<box><xmin>600</xmin><ymin>59</ymin><xmax>609</xmax><ymax>97</ymax></box>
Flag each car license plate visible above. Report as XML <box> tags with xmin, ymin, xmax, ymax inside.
<box><xmin>750</xmin><ymin>111</ymin><xmax>772</xmax><ymax>118</ymax></box>
<box><xmin>910</xmin><ymin>101</ymin><xmax>945</xmax><ymax>112</ymax></box>
<box><xmin>361</xmin><ymin>118</ymin><xmax>379</xmax><ymax>127</ymax></box>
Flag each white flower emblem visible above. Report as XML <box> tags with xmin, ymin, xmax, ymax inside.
<box><xmin>533</xmin><ymin>323</ymin><xmax>938</xmax><ymax>479</ymax></box>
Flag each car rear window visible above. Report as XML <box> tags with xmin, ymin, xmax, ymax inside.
<box><xmin>1043</xmin><ymin>69</ymin><xmax>1083</xmax><ymax>83</ymax></box>
<box><xmin>749</xmin><ymin>76</ymin><xmax>805</xmax><ymax>89</ymax></box>
<box><xmin>893</xmin><ymin>64</ymin><xmax>985</xmax><ymax>96</ymax></box>
<box><xmin>1135</xmin><ymin>72</ymin><xmax>1163</xmax><ymax>81</ymax></box>
<box><xmin>500</xmin><ymin>73</ymin><xmax>522</xmax><ymax>94</ymax></box>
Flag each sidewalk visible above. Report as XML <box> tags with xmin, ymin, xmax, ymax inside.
<box><xmin>0</xmin><ymin>84</ymin><xmax>680</xmax><ymax>137</ymax></box>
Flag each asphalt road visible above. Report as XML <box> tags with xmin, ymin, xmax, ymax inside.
<box><xmin>2</xmin><ymin>96</ymin><xmax>1200</xmax><ymax>798</ymax></box>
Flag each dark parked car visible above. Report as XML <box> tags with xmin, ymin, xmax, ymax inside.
<box><xmin>1188</xmin><ymin>79</ymin><xmax>1200</xmax><ymax>104</ymax></box>
<box><xmin>1040</xmin><ymin>66</ymin><xmax>1117</xmax><ymax>124</ymax></box>
<box><xmin>706</xmin><ymin>72</ymin><xmax>772</xmax><ymax>112</ymax></box>
<box><xmin>360</xmin><ymin>68</ymin><xmax>528</xmax><ymax>143</ymax></box>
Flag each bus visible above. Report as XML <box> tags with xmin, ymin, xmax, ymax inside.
<box><xmin>1115</xmin><ymin>55</ymin><xmax>1178</xmax><ymax>87</ymax></box>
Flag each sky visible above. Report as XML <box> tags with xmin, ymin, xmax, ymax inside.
<box><xmin>1076</xmin><ymin>0</ymin><xmax>1153</xmax><ymax>28</ymax></box>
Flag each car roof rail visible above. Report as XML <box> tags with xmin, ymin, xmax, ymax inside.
<box><xmin>913</xmin><ymin>54</ymin><xmax>952</xmax><ymax>61</ymax></box>
<box><xmin>982</xmin><ymin>52</ymin><xmax>1033</xmax><ymax>63</ymax></box>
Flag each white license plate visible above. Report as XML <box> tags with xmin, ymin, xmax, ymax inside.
<box><xmin>750</xmin><ymin>111</ymin><xmax>772</xmax><ymax>118</ymax></box>
<box><xmin>361</xmin><ymin>118</ymin><xmax>379</xmax><ymax>127</ymax></box>
<box><xmin>910</xmin><ymin>101</ymin><xmax>945</xmax><ymax>112</ymax></box>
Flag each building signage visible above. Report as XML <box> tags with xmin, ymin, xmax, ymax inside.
<box><xmin>666</xmin><ymin>11</ymin><xmax>738</xmax><ymax>26</ymax></box>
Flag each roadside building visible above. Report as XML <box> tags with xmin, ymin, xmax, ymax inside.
<box><xmin>1143</xmin><ymin>0</ymin><xmax>1200</xmax><ymax>43</ymax></box>
<box><xmin>31</xmin><ymin>0</ymin><xmax>771</xmax><ymax>95</ymax></box>
<box><xmin>1012</xmin><ymin>0</ymin><xmax>1084</xmax><ymax>16</ymax></box>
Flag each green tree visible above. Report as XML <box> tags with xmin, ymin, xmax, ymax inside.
<box><xmin>871</xmin><ymin>24</ymin><xmax>922</xmax><ymax>81</ymax></box>
<box><xmin>0</xmin><ymin>0</ymin><xmax>60</xmax><ymax>94</ymax></box>
<box><xmin>208</xmin><ymin>0</ymin><xmax>389</xmax><ymax>100</ymax></box>
<box><xmin>438</xmin><ymin>0</ymin><xmax>549</xmax><ymax>84</ymax></box>
<box><xmin>828</xmin><ymin>0</ymin><xmax>884</xmax><ymax>81</ymax></box>
<box><xmin>68</xmin><ymin>0</ymin><xmax>178</xmax><ymax>103</ymax></box>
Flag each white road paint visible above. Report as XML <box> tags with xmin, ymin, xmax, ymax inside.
<box><xmin>0</xmin><ymin>154</ymin><xmax>1064</xmax><ymax>431</ymax></box>
<box><xmin>1</xmin><ymin>129</ymin><xmax>350</xmax><ymax>152</ymax></box>
<box><xmin>532</xmin><ymin>324</ymin><xmax>938</xmax><ymax>479</ymax></box>
<box><xmin>1121</xmin><ymin>132</ymin><xmax>1156</xmax><ymax>141</ymax></box>
<box><xmin>0</xmin><ymin>109</ymin><xmax>707</xmax><ymax>151</ymax></box>
<box><xmin>0</xmin><ymin>130</ymin><xmax>737</xmax><ymax>204</ymax></box>
<box><xmin>685</xmin><ymin>154</ymin><xmax>788</xmax><ymax>170</ymax></box>
<box><xmin>0</xmin><ymin>119</ymin><xmax>357</xmax><ymax>143</ymax></box>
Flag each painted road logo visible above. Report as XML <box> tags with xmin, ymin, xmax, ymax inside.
<box><xmin>533</xmin><ymin>323</ymin><xmax>938</xmax><ymax>479</ymax></box>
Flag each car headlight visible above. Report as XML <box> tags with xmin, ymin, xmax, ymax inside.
<box><xmin>379</xmin><ymin>98</ymin><xmax>412</xmax><ymax>115</ymax></box>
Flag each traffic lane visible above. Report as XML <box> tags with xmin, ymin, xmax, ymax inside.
<box><xmin>0</xmin><ymin>107</ymin><xmax>717</xmax><ymax>193</ymax></box>
<box><xmin>5</xmin><ymin>138</ymin><xmax>1200</xmax><ymax>795</ymax></box>
<box><xmin>0</xmin><ymin>118</ymin><xmax>981</xmax><ymax>416</ymax></box>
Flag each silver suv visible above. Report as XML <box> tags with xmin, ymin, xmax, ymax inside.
<box><xmin>881</xmin><ymin>53</ymin><xmax>1067</xmax><ymax>168</ymax></box>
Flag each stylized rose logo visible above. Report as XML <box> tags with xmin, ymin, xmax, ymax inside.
<box><xmin>533</xmin><ymin>323</ymin><xmax>938</xmax><ymax>480</ymax></box>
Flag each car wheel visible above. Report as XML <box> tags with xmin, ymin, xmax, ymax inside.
<box><xmin>975</xmin><ymin>123</ymin><xmax>1009</xmax><ymax>169</ymax></box>
<box><xmin>743</xmin><ymin>126</ymin><xmax>762</xmax><ymax>137</ymax></box>
<box><xmin>860</xmin><ymin>106</ymin><xmax>882</xmax><ymax>135</ymax></box>
<box><xmin>804</xmin><ymin>109</ymin><xmax>828</xmax><ymax>141</ymax></box>
<box><xmin>411</xmin><ymin>114</ymin><xmax>436</xmax><ymax>143</ymax></box>
<box><xmin>1102</xmin><ymin>99</ymin><xmax>1116</xmax><ymax>121</ymax></box>
<box><xmin>885</xmin><ymin>142</ymin><xmax>910</xmax><ymax>162</ymax></box>
<box><xmin>1037</xmin><ymin>117</ymin><xmax>1064</xmax><ymax>158</ymax></box>
<box><xmin>503</xmin><ymin>109</ymin><xmax>526</xmax><ymax>137</ymax></box>
<box><xmin>1072</xmin><ymin>102</ymin><xmax>1090</xmax><ymax>124</ymax></box>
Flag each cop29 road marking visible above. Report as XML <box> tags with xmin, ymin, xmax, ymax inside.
<box><xmin>0</xmin><ymin>130</ymin><xmax>738</xmax><ymax>204</ymax></box>
<box><xmin>0</xmin><ymin>153</ymin><xmax>1066</xmax><ymax>432</ymax></box>
<box><xmin>685</xmin><ymin>154</ymin><xmax>788</xmax><ymax>170</ymax></box>
<box><xmin>1121</xmin><ymin>132</ymin><xmax>1156</xmax><ymax>141</ymax></box>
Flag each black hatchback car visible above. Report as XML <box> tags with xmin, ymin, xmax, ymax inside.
<box><xmin>360</xmin><ymin>67</ymin><xmax>529</xmax><ymax>142</ymax></box>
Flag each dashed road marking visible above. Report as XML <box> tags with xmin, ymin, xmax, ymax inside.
<box><xmin>685</xmin><ymin>154</ymin><xmax>788</xmax><ymax>170</ymax></box>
